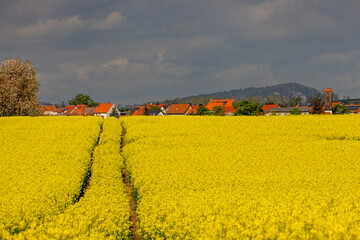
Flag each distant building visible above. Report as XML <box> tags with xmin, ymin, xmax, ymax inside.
<box><xmin>263</xmin><ymin>104</ymin><xmax>280</xmax><ymax>115</ymax></box>
<box><xmin>206</xmin><ymin>99</ymin><xmax>235</xmax><ymax>110</ymax></box>
<box><xmin>133</xmin><ymin>106</ymin><xmax>145</xmax><ymax>116</ymax></box>
<box><xmin>187</xmin><ymin>104</ymin><xmax>200</xmax><ymax>115</ymax></box>
<box><xmin>324</xmin><ymin>88</ymin><xmax>333</xmax><ymax>114</ymax></box>
<box><xmin>167</xmin><ymin>104</ymin><xmax>193</xmax><ymax>115</ymax></box>
<box><xmin>148</xmin><ymin>110</ymin><xmax>165</xmax><ymax>116</ymax></box>
<box><xmin>268</xmin><ymin>107</ymin><xmax>310</xmax><ymax>116</ymax></box>
<box><xmin>41</xmin><ymin>105</ymin><xmax>57</xmax><ymax>115</ymax></box>
<box><xmin>94</xmin><ymin>103</ymin><xmax>120</xmax><ymax>119</ymax></box>
<box><xmin>346</xmin><ymin>105</ymin><xmax>360</xmax><ymax>114</ymax></box>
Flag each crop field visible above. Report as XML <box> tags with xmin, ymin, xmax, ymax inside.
<box><xmin>1</xmin><ymin>115</ymin><xmax>360</xmax><ymax>239</ymax></box>
<box><xmin>122</xmin><ymin>116</ymin><xmax>360</xmax><ymax>239</ymax></box>
<box><xmin>0</xmin><ymin>117</ymin><xmax>130</xmax><ymax>239</ymax></box>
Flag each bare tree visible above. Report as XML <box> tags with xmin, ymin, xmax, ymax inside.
<box><xmin>0</xmin><ymin>58</ymin><xmax>41</xmax><ymax>116</ymax></box>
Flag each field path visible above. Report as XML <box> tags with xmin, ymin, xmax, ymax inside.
<box><xmin>121</xmin><ymin>126</ymin><xmax>142</xmax><ymax>240</ymax></box>
<box><xmin>74</xmin><ymin>123</ymin><xmax>103</xmax><ymax>203</ymax></box>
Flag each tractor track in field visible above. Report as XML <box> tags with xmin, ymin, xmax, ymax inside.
<box><xmin>74</xmin><ymin>124</ymin><xmax>103</xmax><ymax>203</ymax></box>
<box><xmin>121</xmin><ymin>127</ymin><xmax>142</xmax><ymax>240</ymax></box>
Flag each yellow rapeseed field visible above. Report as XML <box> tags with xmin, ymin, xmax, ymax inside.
<box><xmin>2</xmin><ymin>115</ymin><xmax>360</xmax><ymax>239</ymax></box>
<box><xmin>0</xmin><ymin>117</ymin><xmax>131</xmax><ymax>239</ymax></box>
<box><xmin>122</xmin><ymin>115</ymin><xmax>360</xmax><ymax>239</ymax></box>
<box><xmin>0</xmin><ymin>117</ymin><xmax>102</xmax><ymax>238</ymax></box>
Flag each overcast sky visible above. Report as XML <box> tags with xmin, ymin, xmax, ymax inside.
<box><xmin>1</xmin><ymin>0</ymin><xmax>360</xmax><ymax>105</ymax></box>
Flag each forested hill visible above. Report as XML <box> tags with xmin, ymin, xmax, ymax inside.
<box><xmin>171</xmin><ymin>83</ymin><xmax>322</xmax><ymax>104</ymax></box>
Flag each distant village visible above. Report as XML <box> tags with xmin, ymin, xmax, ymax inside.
<box><xmin>41</xmin><ymin>88</ymin><xmax>360</xmax><ymax>118</ymax></box>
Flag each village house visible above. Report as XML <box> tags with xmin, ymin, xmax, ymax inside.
<box><xmin>263</xmin><ymin>104</ymin><xmax>280</xmax><ymax>115</ymax></box>
<box><xmin>346</xmin><ymin>105</ymin><xmax>360</xmax><ymax>114</ymax></box>
<box><xmin>205</xmin><ymin>99</ymin><xmax>236</xmax><ymax>115</ymax></box>
<box><xmin>187</xmin><ymin>104</ymin><xmax>200</xmax><ymax>115</ymax></box>
<box><xmin>167</xmin><ymin>104</ymin><xmax>193</xmax><ymax>115</ymax></box>
<box><xmin>94</xmin><ymin>103</ymin><xmax>120</xmax><ymax>119</ymax></box>
<box><xmin>148</xmin><ymin>110</ymin><xmax>165</xmax><ymax>116</ymax></box>
<box><xmin>41</xmin><ymin>105</ymin><xmax>57</xmax><ymax>116</ymax></box>
<box><xmin>206</xmin><ymin>99</ymin><xmax>234</xmax><ymax>110</ymax></box>
<box><xmin>268</xmin><ymin>107</ymin><xmax>310</xmax><ymax>115</ymax></box>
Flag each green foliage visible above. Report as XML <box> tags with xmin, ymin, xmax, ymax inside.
<box><xmin>68</xmin><ymin>94</ymin><xmax>98</xmax><ymax>107</ymax></box>
<box><xmin>195</xmin><ymin>105</ymin><xmax>210</xmax><ymax>115</ymax></box>
<box><xmin>149</xmin><ymin>106</ymin><xmax>160</xmax><ymax>111</ymax></box>
<box><xmin>332</xmin><ymin>104</ymin><xmax>350</xmax><ymax>115</ymax></box>
<box><xmin>233</xmin><ymin>100</ymin><xmax>262</xmax><ymax>116</ymax></box>
<box><xmin>289</xmin><ymin>108</ymin><xmax>302</xmax><ymax>115</ymax></box>
<box><xmin>0</xmin><ymin>58</ymin><xmax>41</xmax><ymax>116</ymax></box>
<box><xmin>212</xmin><ymin>105</ymin><xmax>225</xmax><ymax>116</ymax></box>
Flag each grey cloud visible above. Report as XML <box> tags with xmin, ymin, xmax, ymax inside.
<box><xmin>0</xmin><ymin>11</ymin><xmax>126</xmax><ymax>45</ymax></box>
<box><xmin>2</xmin><ymin>0</ymin><xmax>360</xmax><ymax>104</ymax></box>
<box><xmin>88</xmin><ymin>12</ymin><xmax>127</xmax><ymax>31</ymax></box>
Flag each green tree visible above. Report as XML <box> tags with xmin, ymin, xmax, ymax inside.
<box><xmin>212</xmin><ymin>105</ymin><xmax>225</xmax><ymax>116</ymax></box>
<box><xmin>149</xmin><ymin>106</ymin><xmax>160</xmax><ymax>111</ymax></box>
<box><xmin>195</xmin><ymin>105</ymin><xmax>210</xmax><ymax>115</ymax></box>
<box><xmin>233</xmin><ymin>100</ymin><xmax>262</xmax><ymax>116</ymax></box>
<box><xmin>332</xmin><ymin>104</ymin><xmax>350</xmax><ymax>114</ymax></box>
<box><xmin>289</xmin><ymin>108</ymin><xmax>302</xmax><ymax>115</ymax></box>
<box><xmin>0</xmin><ymin>58</ymin><xmax>41</xmax><ymax>116</ymax></box>
<box><xmin>68</xmin><ymin>94</ymin><xmax>98</xmax><ymax>107</ymax></box>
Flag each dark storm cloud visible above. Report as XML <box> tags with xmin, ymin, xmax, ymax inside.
<box><xmin>0</xmin><ymin>0</ymin><xmax>359</xmax><ymax>105</ymax></box>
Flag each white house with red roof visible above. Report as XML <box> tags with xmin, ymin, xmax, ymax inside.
<box><xmin>94</xmin><ymin>103</ymin><xmax>120</xmax><ymax>119</ymax></box>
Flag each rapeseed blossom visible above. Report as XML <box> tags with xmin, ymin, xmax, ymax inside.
<box><xmin>122</xmin><ymin>115</ymin><xmax>360</xmax><ymax>239</ymax></box>
<box><xmin>0</xmin><ymin>117</ymin><xmax>131</xmax><ymax>239</ymax></box>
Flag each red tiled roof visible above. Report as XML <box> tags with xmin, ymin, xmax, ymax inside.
<box><xmin>94</xmin><ymin>103</ymin><xmax>114</xmax><ymax>113</ymax></box>
<box><xmin>133</xmin><ymin>106</ymin><xmax>145</xmax><ymax>116</ymax></box>
<box><xmin>206</xmin><ymin>99</ymin><xmax>235</xmax><ymax>110</ymax></box>
<box><xmin>41</xmin><ymin>105</ymin><xmax>57</xmax><ymax>111</ymax></box>
<box><xmin>167</xmin><ymin>104</ymin><xmax>191</xmax><ymax>114</ymax></box>
<box><xmin>188</xmin><ymin>105</ymin><xmax>200</xmax><ymax>114</ymax></box>
<box><xmin>71</xmin><ymin>105</ymin><xmax>87</xmax><ymax>115</ymax></box>
<box><xmin>322</xmin><ymin>102</ymin><xmax>342</xmax><ymax>110</ymax></box>
<box><xmin>263</xmin><ymin>104</ymin><xmax>280</xmax><ymax>111</ymax></box>
<box><xmin>324</xmin><ymin>88</ymin><xmax>333</xmax><ymax>92</ymax></box>
<box><xmin>224</xmin><ymin>106</ymin><xmax>236</xmax><ymax>113</ymax></box>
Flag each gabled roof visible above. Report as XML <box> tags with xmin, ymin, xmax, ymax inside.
<box><xmin>206</xmin><ymin>99</ymin><xmax>235</xmax><ymax>110</ymax></box>
<box><xmin>83</xmin><ymin>107</ymin><xmax>97</xmax><ymax>115</ymax></box>
<box><xmin>167</xmin><ymin>104</ymin><xmax>191</xmax><ymax>114</ymax></box>
<box><xmin>224</xmin><ymin>106</ymin><xmax>236</xmax><ymax>113</ymax></box>
<box><xmin>71</xmin><ymin>105</ymin><xmax>87</xmax><ymax>115</ymax></box>
<box><xmin>188</xmin><ymin>105</ymin><xmax>200</xmax><ymax>115</ymax></box>
<box><xmin>263</xmin><ymin>104</ymin><xmax>280</xmax><ymax>112</ymax></box>
<box><xmin>41</xmin><ymin>105</ymin><xmax>57</xmax><ymax>111</ymax></box>
<box><xmin>53</xmin><ymin>108</ymin><xmax>67</xmax><ymax>113</ymax></box>
<box><xmin>133</xmin><ymin>106</ymin><xmax>145</xmax><ymax>115</ymax></box>
<box><xmin>94</xmin><ymin>103</ymin><xmax>114</xmax><ymax>113</ymax></box>
<box><xmin>64</xmin><ymin>105</ymin><xmax>86</xmax><ymax>114</ymax></box>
